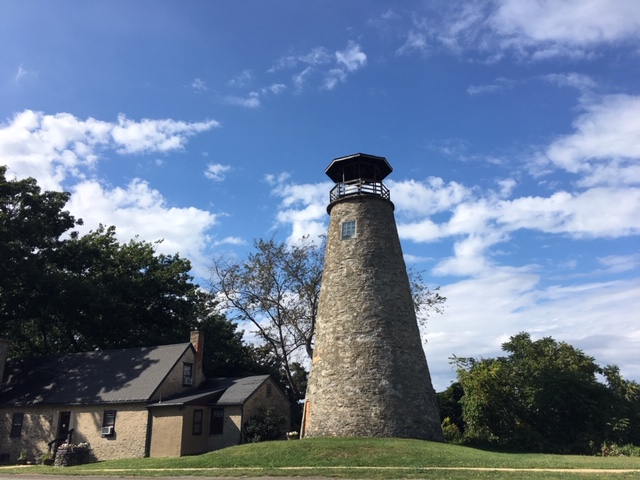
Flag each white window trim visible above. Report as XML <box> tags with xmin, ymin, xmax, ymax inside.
<box><xmin>341</xmin><ymin>220</ymin><xmax>357</xmax><ymax>240</ymax></box>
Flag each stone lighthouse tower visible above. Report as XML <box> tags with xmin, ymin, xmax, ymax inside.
<box><xmin>303</xmin><ymin>153</ymin><xmax>443</xmax><ymax>441</ymax></box>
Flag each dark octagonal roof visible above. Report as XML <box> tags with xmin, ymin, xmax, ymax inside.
<box><xmin>325</xmin><ymin>153</ymin><xmax>392</xmax><ymax>183</ymax></box>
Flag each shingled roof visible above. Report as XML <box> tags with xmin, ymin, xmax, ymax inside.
<box><xmin>147</xmin><ymin>375</ymin><xmax>273</xmax><ymax>408</ymax></box>
<box><xmin>0</xmin><ymin>343</ymin><xmax>192</xmax><ymax>406</ymax></box>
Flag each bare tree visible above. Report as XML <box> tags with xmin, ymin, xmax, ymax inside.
<box><xmin>210</xmin><ymin>236</ymin><xmax>323</xmax><ymax>400</ymax></box>
<box><xmin>210</xmin><ymin>236</ymin><xmax>446</xmax><ymax>400</ymax></box>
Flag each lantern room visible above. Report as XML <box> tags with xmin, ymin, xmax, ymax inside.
<box><xmin>325</xmin><ymin>153</ymin><xmax>392</xmax><ymax>204</ymax></box>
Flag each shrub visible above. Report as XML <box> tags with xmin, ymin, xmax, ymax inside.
<box><xmin>243</xmin><ymin>407</ymin><xmax>286</xmax><ymax>443</ymax></box>
<box><xmin>600</xmin><ymin>443</ymin><xmax>640</xmax><ymax>457</ymax></box>
<box><xmin>441</xmin><ymin>417</ymin><xmax>463</xmax><ymax>444</ymax></box>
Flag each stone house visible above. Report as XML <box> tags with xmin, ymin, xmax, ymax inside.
<box><xmin>0</xmin><ymin>333</ymin><xmax>290</xmax><ymax>463</ymax></box>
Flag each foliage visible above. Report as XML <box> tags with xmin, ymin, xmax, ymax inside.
<box><xmin>454</xmin><ymin>332</ymin><xmax>640</xmax><ymax>453</ymax></box>
<box><xmin>437</xmin><ymin>381</ymin><xmax>465</xmax><ymax>434</ymax></box>
<box><xmin>0</xmin><ymin>166</ymin><xmax>252</xmax><ymax>375</ymax></box>
<box><xmin>195</xmin><ymin>303</ymin><xmax>257</xmax><ymax>377</ymax></box>
<box><xmin>35</xmin><ymin>450</ymin><xmax>54</xmax><ymax>465</ymax></box>
<box><xmin>242</xmin><ymin>407</ymin><xmax>286</xmax><ymax>443</ymax></box>
<box><xmin>442</xmin><ymin>417</ymin><xmax>464</xmax><ymax>444</ymax></box>
<box><xmin>408</xmin><ymin>266</ymin><xmax>447</xmax><ymax>328</ymax></box>
<box><xmin>211</xmin><ymin>236</ymin><xmax>324</xmax><ymax>400</ymax></box>
<box><xmin>599</xmin><ymin>443</ymin><xmax>640</xmax><ymax>457</ymax></box>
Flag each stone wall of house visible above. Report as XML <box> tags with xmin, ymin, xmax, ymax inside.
<box><xmin>304</xmin><ymin>195</ymin><xmax>443</xmax><ymax>441</ymax></box>
<box><xmin>207</xmin><ymin>405</ymin><xmax>242</xmax><ymax>451</ymax></box>
<box><xmin>243</xmin><ymin>379</ymin><xmax>291</xmax><ymax>439</ymax></box>
<box><xmin>149</xmin><ymin>348</ymin><xmax>196</xmax><ymax>402</ymax></box>
<box><xmin>149</xmin><ymin>407</ymin><xmax>183</xmax><ymax>457</ymax></box>
<box><xmin>0</xmin><ymin>406</ymin><xmax>54</xmax><ymax>463</ymax></box>
<box><xmin>0</xmin><ymin>403</ymin><xmax>149</xmax><ymax>462</ymax></box>
<box><xmin>72</xmin><ymin>404</ymin><xmax>148</xmax><ymax>460</ymax></box>
<box><xmin>179</xmin><ymin>406</ymin><xmax>208</xmax><ymax>456</ymax></box>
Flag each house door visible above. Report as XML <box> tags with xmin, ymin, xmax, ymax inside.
<box><xmin>57</xmin><ymin>411</ymin><xmax>71</xmax><ymax>445</ymax></box>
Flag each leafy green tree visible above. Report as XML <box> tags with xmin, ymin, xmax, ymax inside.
<box><xmin>0</xmin><ymin>167</ymin><xmax>254</xmax><ymax>377</ymax></box>
<box><xmin>454</xmin><ymin>332</ymin><xmax>639</xmax><ymax>453</ymax></box>
<box><xmin>1</xmin><ymin>166</ymin><xmax>82</xmax><ymax>356</ymax></box>
<box><xmin>436</xmin><ymin>381</ymin><xmax>464</xmax><ymax>434</ymax></box>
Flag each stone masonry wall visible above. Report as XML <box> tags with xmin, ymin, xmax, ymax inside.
<box><xmin>149</xmin><ymin>348</ymin><xmax>197</xmax><ymax>402</ymax></box>
<box><xmin>304</xmin><ymin>195</ymin><xmax>443</xmax><ymax>441</ymax></box>
<box><xmin>0</xmin><ymin>404</ymin><xmax>148</xmax><ymax>462</ymax></box>
<box><xmin>242</xmin><ymin>379</ymin><xmax>291</xmax><ymax>439</ymax></box>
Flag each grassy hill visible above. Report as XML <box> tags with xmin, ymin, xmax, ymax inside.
<box><xmin>3</xmin><ymin>437</ymin><xmax>640</xmax><ymax>479</ymax></box>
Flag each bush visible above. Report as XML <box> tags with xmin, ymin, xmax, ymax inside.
<box><xmin>441</xmin><ymin>417</ymin><xmax>463</xmax><ymax>444</ymax></box>
<box><xmin>600</xmin><ymin>443</ymin><xmax>640</xmax><ymax>457</ymax></box>
<box><xmin>243</xmin><ymin>407</ymin><xmax>286</xmax><ymax>443</ymax></box>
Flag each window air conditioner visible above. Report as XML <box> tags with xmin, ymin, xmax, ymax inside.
<box><xmin>184</xmin><ymin>377</ymin><xmax>193</xmax><ymax>386</ymax></box>
<box><xmin>101</xmin><ymin>426</ymin><xmax>113</xmax><ymax>436</ymax></box>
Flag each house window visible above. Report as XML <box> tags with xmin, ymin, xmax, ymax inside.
<box><xmin>10</xmin><ymin>413</ymin><xmax>24</xmax><ymax>438</ymax></box>
<box><xmin>183</xmin><ymin>363</ymin><xmax>193</xmax><ymax>386</ymax></box>
<box><xmin>192</xmin><ymin>409</ymin><xmax>203</xmax><ymax>435</ymax></box>
<box><xmin>210</xmin><ymin>408</ymin><xmax>224</xmax><ymax>435</ymax></box>
<box><xmin>102</xmin><ymin>410</ymin><xmax>116</xmax><ymax>436</ymax></box>
<box><xmin>341</xmin><ymin>220</ymin><xmax>356</xmax><ymax>240</ymax></box>
<box><xmin>266</xmin><ymin>383</ymin><xmax>273</xmax><ymax>397</ymax></box>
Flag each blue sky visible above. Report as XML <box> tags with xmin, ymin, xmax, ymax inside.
<box><xmin>2</xmin><ymin>0</ymin><xmax>639</xmax><ymax>390</ymax></box>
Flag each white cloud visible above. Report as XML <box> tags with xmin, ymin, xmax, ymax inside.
<box><xmin>396</xmin><ymin>29</ymin><xmax>429</xmax><ymax>55</ymax></box>
<box><xmin>0</xmin><ymin>110</ymin><xmax>111</xmax><ymax>190</ymax></box>
<box><xmin>15</xmin><ymin>64</ymin><xmax>27</xmax><ymax>81</ymax></box>
<box><xmin>112</xmin><ymin>114</ymin><xmax>219</xmax><ymax>154</ymax></box>
<box><xmin>223</xmin><ymin>93</ymin><xmax>261</xmax><ymax>108</ymax></box>
<box><xmin>214</xmin><ymin>236</ymin><xmax>247</xmax><ymax>246</ymax></box>
<box><xmin>227</xmin><ymin>69</ymin><xmax>253</xmax><ymax>87</ymax></box>
<box><xmin>192</xmin><ymin>78</ymin><xmax>207</xmax><ymax>92</ymax></box>
<box><xmin>390</xmin><ymin>177</ymin><xmax>471</xmax><ymax>217</ymax></box>
<box><xmin>271</xmin><ymin>42</ymin><xmax>366</xmax><ymax>92</ymax></box>
<box><xmin>262</xmin><ymin>83</ymin><xmax>287</xmax><ymax>95</ymax></box>
<box><xmin>335</xmin><ymin>41</ymin><xmax>367</xmax><ymax>72</ymax></box>
<box><xmin>204</xmin><ymin>163</ymin><xmax>231</xmax><ymax>181</ymax></box>
<box><xmin>268</xmin><ymin>173</ymin><xmax>331</xmax><ymax>244</ymax></box>
<box><xmin>426</xmin><ymin>274</ymin><xmax>640</xmax><ymax>390</ymax></box>
<box><xmin>0</xmin><ymin>109</ymin><xmax>220</xmax><ymax>277</ymax></box>
<box><xmin>466</xmin><ymin>77</ymin><xmax>513</xmax><ymax>96</ymax></box>
<box><xmin>535</xmin><ymin>94</ymin><xmax>640</xmax><ymax>187</ymax></box>
<box><xmin>323</xmin><ymin>42</ymin><xmax>367</xmax><ymax>90</ymax></box>
<box><xmin>397</xmin><ymin>0</ymin><xmax>640</xmax><ymax>61</ymax></box>
<box><xmin>597</xmin><ymin>254</ymin><xmax>640</xmax><ymax>274</ymax></box>
<box><xmin>491</xmin><ymin>0</ymin><xmax>640</xmax><ymax>48</ymax></box>
<box><xmin>269</xmin><ymin>47</ymin><xmax>332</xmax><ymax>72</ymax></box>
<box><xmin>544</xmin><ymin>72</ymin><xmax>597</xmax><ymax>93</ymax></box>
<box><xmin>292</xmin><ymin>67</ymin><xmax>313</xmax><ymax>91</ymax></box>
<box><xmin>323</xmin><ymin>68</ymin><xmax>347</xmax><ymax>91</ymax></box>
<box><xmin>67</xmin><ymin>179</ymin><xmax>217</xmax><ymax>278</ymax></box>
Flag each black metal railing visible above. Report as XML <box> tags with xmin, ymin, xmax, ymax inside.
<box><xmin>47</xmin><ymin>428</ymin><xmax>74</xmax><ymax>456</ymax></box>
<box><xmin>329</xmin><ymin>179</ymin><xmax>390</xmax><ymax>203</ymax></box>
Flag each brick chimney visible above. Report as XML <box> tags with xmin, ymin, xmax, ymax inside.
<box><xmin>0</xmin><ymin>339</ymin><xmax>9</xmax><ymax>384</ymax></box>
<box><xmin>190</xmin><ymin>330</ymin><xmax>204</xmax><ymax>386</ymax></box>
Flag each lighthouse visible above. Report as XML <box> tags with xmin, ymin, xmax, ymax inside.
<box><xmin>303</xmin><ymin>153</ymin><xmax>443</xmax><ymax>441</ymax></box>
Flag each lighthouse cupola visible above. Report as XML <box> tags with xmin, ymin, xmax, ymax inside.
<box><xmin>325</xmin><ymin>153</ymin><xmax>392</xmax><ymax>207</ymax></box>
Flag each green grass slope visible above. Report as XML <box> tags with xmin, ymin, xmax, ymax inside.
<box><xmin>3</xmin><ymin>438</ymin><xmax>640</xmax><ymax>479</ymax></box>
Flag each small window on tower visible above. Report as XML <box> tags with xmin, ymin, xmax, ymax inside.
<box><xmin>341</xmin><ymin>220</ymin><xmax>356</xmax><ymax>240</ymax></box>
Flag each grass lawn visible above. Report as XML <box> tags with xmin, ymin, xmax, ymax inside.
<box><xmin>2</xmin><ymin>437</ymin><xmax>640</xmax><ymax>479</ymax></box>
